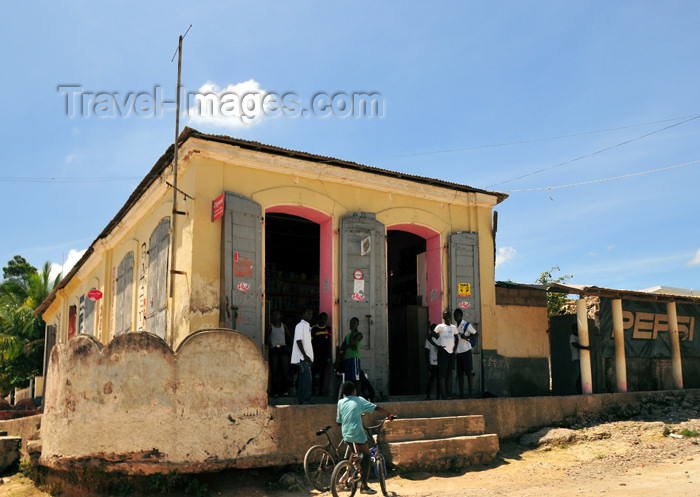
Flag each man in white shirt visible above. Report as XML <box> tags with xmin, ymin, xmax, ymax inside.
<box><xmin>454</xmin><ymin>308</ymin><xmax>478</xmax><ymax>398</ymax></box>
<box><xmin>432</xmin><ymin>309</ymin><xmax>457</xmax><ymax>399</ymax></box>
<box><xmin>291</xmin><ymin>307</ymin><xmax>314</xmax><ymax>404</ymax></box>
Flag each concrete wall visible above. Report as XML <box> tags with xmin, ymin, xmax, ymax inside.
<box><xmin>41</xmin><ymin>330</ymin><xmax>275</xmax><ymax>474</ymax></box>
<box><xmin>0</xmin><ymin>414</ymin><xmax>41</xmax><ymax>461</ymax></box>
<box><xmin>485</xmin><ymin>286</ymin><xmax>550</xmax><ymax>397</ymax></box>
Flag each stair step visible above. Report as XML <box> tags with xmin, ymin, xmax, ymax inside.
<box><xmin>382</xmin><ymin>415</ymin><xmax>485</xmax><ymax>443</ymax></box>
<box><xmin>386</xmin><ymin>434</ymin><xmax>499</xmax><ymax>470</ymax></box>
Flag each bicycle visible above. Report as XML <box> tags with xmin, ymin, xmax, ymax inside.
<box><xmin>330</xmin><ymin>416</ymin><xmax>393</xmax><ymax>497</ymax></box>
<box><xmin>304</xmin><ymin>425</ymin><xmax>351</xmax><ymax>491</ymax></box>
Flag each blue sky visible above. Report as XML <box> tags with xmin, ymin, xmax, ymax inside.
<box><xmin>2</xmin><ymin>1</ymin><xmax>699</xmax><ymax>292</ymax></box>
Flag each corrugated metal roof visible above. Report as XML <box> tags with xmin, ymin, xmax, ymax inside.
<box><xmin>547</xmin><ymin>282</ymin><xmax>700</xmax><ymax>305</ymax></box>
<box><xmin>36</xmin><ymin>127</ymin><xmax>507</xmax><ymax>315</ymax></box>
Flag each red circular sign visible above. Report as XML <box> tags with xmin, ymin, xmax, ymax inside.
<box><xmin>87</xmin><ymin>289</ymin><xmax>103</xmax><ymax>301</ymax></box>
<box><xmin>353</xmin><ymin>270</ymin><xmax>364</xmax><ymax>280</ymax></box>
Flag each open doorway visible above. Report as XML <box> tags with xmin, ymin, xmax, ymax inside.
<box><xmin>265</xmin><ymin>213</ymin><xmax>320</xmax><ymax>329</ymax></box>
<box><xmin>387</xmin><ymin>230</ymin><xmax>428</xmax><ymax>395</ymax></box>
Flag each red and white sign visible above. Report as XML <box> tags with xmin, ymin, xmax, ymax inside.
<box><xmin>352</xmin><ymin>292</ymin><xmax>366</xmax><ymax>302</ymax></box>
<box><xmin>353</xmin><ymin>270</ymin><xmax>364</xmax><ymax>280</ymax></box>
<box><xmin>458</xmin><ymin>300</ymin><xmax>472</xmax><ymax>309</ymax></box>
<box><xmin>212</xmin><ymin>193</ymin><xmax>225</xmax><ymax>222</ymax></box>
<box><xmin>237</xmin><ymin>282</ymin><xmax>251</xmax><ymax>292</ymax></box>
<box><xmin>87</xmin><ymin>289</ymin><xmax>103</xmax><ymax>301</ymax></box>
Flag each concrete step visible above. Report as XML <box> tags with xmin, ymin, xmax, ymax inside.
<box><xmin>386</xmin><ymin>433</ymin><xmax>499</xmax><ymax>471</ymax></box>
<box><xmin>382</xmin><ymin>415</ymin><xmax>486</xmax><ymax>443</ymax></box>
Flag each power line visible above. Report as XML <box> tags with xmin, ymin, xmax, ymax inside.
<box><xmin>361</xmin><ymin>114</ymin><xmax>700</xmax><ymax>161</ymax></box>
<box><xmin>503</xmin><ymin>159</ymin><xmax>700</xmax><ymax>193</ymax></box>
<box><xmin>486</xmin><ymin>114</ymin><xmax>700</xmax><ymax>188</ymax></box>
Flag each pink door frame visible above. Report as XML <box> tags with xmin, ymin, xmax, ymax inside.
<box><xmin>264</xmin><ymin>206</ymin><xmax>334</xmax><ymax>320</ymax></box>
<box><xmin>387</xmin><ymin>224</ymin><xmax>442</xmax><ymax>324</ymax></box>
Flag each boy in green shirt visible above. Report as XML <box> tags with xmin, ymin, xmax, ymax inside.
<box><xmin>336</xmin><ymin>381</ymin><xmax>394</xmax><ymax>495</ymax></box>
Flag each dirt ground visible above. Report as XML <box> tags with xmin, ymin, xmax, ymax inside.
<box><xmin>2</xmin><ymin>396</ymin><xmax>699</xmax><ymax>497</ymax></box>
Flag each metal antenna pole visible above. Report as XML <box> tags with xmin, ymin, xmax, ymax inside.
<box><xmin>169</xmin><ymin>25</ymin><xmax>191</xmax><ymax>299</ymax></box>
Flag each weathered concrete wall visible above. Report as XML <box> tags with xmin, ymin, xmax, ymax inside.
<box><xmin>486</xmin><ymin>300</ymin><xmax>549</xmax><ymax>397</ymax></box>
<box><xmin>0</xmin><ymin>436</ymin><xmax>21</xmax><ymax>472</ymax></box>
<box><xmin>39</xmin><ymin>329</ymin><xmax>700</xmax><ymax>474</ymax></box>
<box><xmin>41</xmin><ymin>330</ymin><xmax>273</xmax><ymax>474</ymax></box>
<box><xmin>0</xmin><ymin>415</ymin><xmax>40</xmax><ymax>462</ymax></box>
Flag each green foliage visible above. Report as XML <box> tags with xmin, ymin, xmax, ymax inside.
<box><xmin>535</xmin><ymin>266</ymin><xmax>573</xmax><ymax>317</ymax></box>
<box><xmin>185</xmin><ymin>478</ymin><xmax>210</xmax><ymax>497</ymax></box>
<box><xmin>2</xmin><ymin>256</ymin><xmax>36</xmax><ymax>285</ymax></box>
<box><xmin>678</xmin><ymin>428</ymin><xmax>699</xmax><ymax>438</ymax></box>
<box><xmin>0</xmin><ymin>257</ymin><xmax>61</xmax><ymax>395</ymax></box>
<box><xmin>148</xmin><ymin>470</ymin><xmax>184</xmax><ymax>493</ymax></box>
<box><xmin>19</xmin><ymin>460</ymin><xmax>34</xmax><ymax>478</ymax></box>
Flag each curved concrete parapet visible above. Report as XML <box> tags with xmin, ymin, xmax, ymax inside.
<box><xmin>40</xmin><ymin>329</ymin><xmax>273</xmax><ymax>474</ymax></box>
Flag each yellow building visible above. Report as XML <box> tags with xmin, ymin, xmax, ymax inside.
<box><xmin>37</xmin><ymin>127</ymin><xmax>510</xmax><ymax>397</ymax></box>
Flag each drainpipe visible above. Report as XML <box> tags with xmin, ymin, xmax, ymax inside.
<box><xmin>611</xmin><ymin>298</ymin><xmax>627</xmax><ymax>393</ymax></box>
<box><xmin>667</xmin><ymin>301</ymin><xmax>684</xmax><ymax>389</ymax></box>
<box><xmin>576</xmin><ymin>298</ymin><xmax>593</xmax><ymax>395</ymax></box>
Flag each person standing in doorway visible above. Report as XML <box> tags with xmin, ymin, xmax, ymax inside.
<box><xmin>291</xmin><ymin>307</ymin><xmax>314</xmax><ymax>404</ymax></box>
<box><xmin>343</xmin><ymin>317</ymin><xmax>363</xmax><ymax>395</ymax></box>
<box><xmin>266</xmin><ymin>309</ymin><xmax>292</xmax><ymax>397</ymax></box>
<box><xmin>454</xmin><ymin>308</ymin><xmax>478</xmax><ymax>398</ymax></box>
<box><xmin>311</xmin><ymin>312</ymin><xmax>332</xmax><ymax>396</ymax></box>
<box><xmin>570</xmin><ymin>322</ymin><xmax>589</xmax><ymax>394</ymax></box>
<box><xmin>434</xmin><ymin>309</ymin><xmax>457</xmax><ymax>399</ymax></box>
<box><xmin>424</xmin><ymin>323</ymin><xmax>439</xmax><ymax>400</ymax></box>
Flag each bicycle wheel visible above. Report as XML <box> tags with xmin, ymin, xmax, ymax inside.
<box><xmin>331</xmin><ymin>459</ymin><xmax>358</xmax><ymax>497</ymax></box>
<box><xmin>374</xmin><ymin>453</ymin><xmax>387</xmax><ymax>496</ymax></box>
<box><xmin>304</xmin><ymin>444</ymin><xmax>335</xmax><ymax>491</ymax></box>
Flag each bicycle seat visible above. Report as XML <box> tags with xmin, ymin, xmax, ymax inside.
<box><xmin>316</xmin><ymin>426</ymin><xmax>332</xmax><ymax>436</ymax></box>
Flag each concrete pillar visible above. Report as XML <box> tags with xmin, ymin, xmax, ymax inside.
<box><xmin>612</xmin><ymin>299</ymin><xmax>627</xmax><ymax>393</ymax></box>
<box><xmin>576</xmin><ymin>298</ymin><xmax>593</xmax><ymax>394</ymax></box>
<box><xmin>667</xmin><ymin>301</ymin><xmax>684</xmax><ymax>389</ymax></box>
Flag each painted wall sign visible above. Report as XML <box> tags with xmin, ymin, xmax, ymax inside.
<box><xmin>212</xmin><ymin>193</ymin><xmax>225</xmax><ymax>222</ymax></box>
<box><xmin>458</xmin><ymin>300</ymin><xmax>472</xmax><ymax>309</ymax></box>
<box><xmin>353</xmin><ymin>269</ymin><xmax>364</xmax><ymax>280</ymax></box>
<box><xmin>237</xmin><ymin>282</ymin><xmax>251</xmax><ymax>292</ymax></box>
<box><xmin>353</xmin><ymin>279</ymin><xmax>365</xmax><ymax>295</ymax></box>
<box><xmin>361</xmin><ymin>236</ymin><xmax>371</xmax><ymax>256</ymax></box>
<box><xmin>458</xmin><ymin>282</ymin><xmax>471</xmax><ymax>297</ymax></box>
<box><xmin>233</xmin><ymin>256</ymin><xmax>254</xmax><ymax>277</ymax></box>
<box><xmin>87</xmin><ymin>289</ymin><xmax>103</xmax><ymax>301</ymax></box>
<box><xmin>599</xmin><ymin>298</ymin><xmax>700</xmax><ymax>358</ymax></box>
<box><xmin>352</xmin><ymin>292</ymin><xmax>366</xmax><ymax>302</ymax></box>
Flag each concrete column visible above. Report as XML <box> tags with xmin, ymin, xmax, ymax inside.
<box><xmin>576</xmin><ymin>298</ymin><xmax>593</xmax><ymax>394</ymax></box>
<box><xmin>611</xmin><ymin>299</ymin><xmax>627</xmax><ymax>393</ymax></box>
<box><xmin>666</xmin><ymin>301</ymin><xmax>684</xmax><ymax>389</ymax></box>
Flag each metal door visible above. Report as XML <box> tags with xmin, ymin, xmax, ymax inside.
<box><xmin>221</xmin><ymin>192</ymin><xmax>263</xmax><ymax>348</ymax></box>
<box><xmin>339</xmin><ymin>212</ymin><xmax>388</xmax><ymax>396</ymax></box>
<box><xmin>449</xmin><ymin>231</ymin><xmax>482</xmax><ymax>395</ymax></box>
<box><xmin>146</xmin><ymin>218</ymin><xmax>170</xmax><ymax>340</ymax></box>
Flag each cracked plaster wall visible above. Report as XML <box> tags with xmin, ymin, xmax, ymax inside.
<box><xmin>40</xmin><ymin>329</ymin><xmax>277</xmax><ymax>474</ymax></box>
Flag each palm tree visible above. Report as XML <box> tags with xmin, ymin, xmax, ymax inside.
<box><xmin>0</xmin><ymin>261</ymin><xmax>61</xmax><ymax>395</ymax></box>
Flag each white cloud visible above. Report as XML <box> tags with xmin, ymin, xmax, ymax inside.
<box><xmin>187</xmin><ymin>79</ymin><xmax>268</xmax><ymax>129</ymax></box>
<box><xmin>687</xmin><ymin>248</ymin><xmax>700</xmax><ymax>267</ymax></box>
<box><xmin>496</xmin><ymin>246</ymin><xmax>517</xmax><ymax>267</ymax></box>
<box><xmin>49</xmin><ymin>248</ymin><xmax>87</xmax><ymax>281</ymax></box>
<box><xmin>65</xmin><ymin>153</ymin><xmax>79</xmax><ymax>164</ymax></box>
